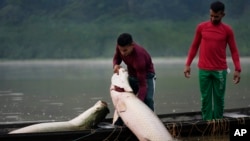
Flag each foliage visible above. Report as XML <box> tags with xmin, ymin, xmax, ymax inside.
<box><xmin>0</xmin><ymin>0</ymin><xmax>249</xmax><ymax>59</ymax></box>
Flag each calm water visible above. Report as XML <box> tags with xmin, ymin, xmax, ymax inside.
<box><xmin>0</xmin><ymin>58</ymin><xmax>249</xmax><ymax>140</ymax></box>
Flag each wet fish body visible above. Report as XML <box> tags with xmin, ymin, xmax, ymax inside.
<box><xmin>110</xmin><ymin>68</ymin><xmax>173</xmax><ymax>141</ymax></box>
<box><xmin>9</xmin><ymin>100</ymin><xmax>109</xmax><ymax>134</ymax></box>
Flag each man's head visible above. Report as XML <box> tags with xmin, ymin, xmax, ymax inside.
<box><xmin>117</xmin><ymin>33</ymin><xmax>134</xmax><ymax>56</ymax></box>
<box><xmin>210</xmin><ymin>1</ymin><xmax>225</xmax><ymax>25</ymax></box>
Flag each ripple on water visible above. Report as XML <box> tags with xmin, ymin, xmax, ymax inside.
<box><xmin>48</xmin><ymin>102</ymin><xmax>64</xmax><ymax>106</ymax></box>
<box><xmin>0</xmin><ymin>92</ymin><xmax>24</xmax><ymax>97</ymax></box>
<box><xmin>11</xmin><ymin>97</ymin><xmax>23</xmax><ymax>101</ymax></box>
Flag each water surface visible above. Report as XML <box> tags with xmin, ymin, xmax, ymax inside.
<box><xmin>0</xmin><ymin>58</ymin><xmax>249</xmax><ymax>121</ymax></box>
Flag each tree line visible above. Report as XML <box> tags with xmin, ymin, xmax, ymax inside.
<box><xmin>0</xmin><ymin>0</ymin><xmax>249</xmax><ymax>59</ymax></box>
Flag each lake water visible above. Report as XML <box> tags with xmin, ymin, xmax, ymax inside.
<box><xmin>0</xmin><ymin>58</ymin><xmax>249</xmax><ymax>140</ymax></box>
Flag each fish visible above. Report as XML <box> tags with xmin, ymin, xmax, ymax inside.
<box><xmin>110</xmin><ymin>68</ymin><xmax>173</xmax><ymax>141</ymax></box>
<box><xmin>9</xmin><ymin>100</ymin><xmax>109</xmax><ymax>134</ymax></box>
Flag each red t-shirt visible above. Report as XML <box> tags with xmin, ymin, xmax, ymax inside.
<box><xmin>113</xmin><ymin>43</ymin><xmax>155</xmax><ymax>101</ymax></box>
<box><xmin>186</xmin><ymin>21</ymin><xmax>241</xmax><ymax>72</ymax></box>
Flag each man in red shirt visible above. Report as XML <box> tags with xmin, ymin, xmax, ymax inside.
<box><xmin>113</xmin><ymin>33</ymin><xmax>156</xmax><ymax>125</ymax></box>
<box><xmin>184</xmin><ymin>1</ymin><xmax>241</xmax><ymax>120</ymax></box>
<box><xmin>113</xmin><ymin>33</ymin><xmax>156</xmax><ymax>109</ymax></box>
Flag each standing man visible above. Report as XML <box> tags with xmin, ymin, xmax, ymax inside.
<box><xmin>113</xmin><ymin>33</ymin><xmax>156</xmax><ymax>111</ymax></box>
<box><xmin>184</xmin><ymin>1</ymin><xmax>241</xmax><ymax>120</ymax></box>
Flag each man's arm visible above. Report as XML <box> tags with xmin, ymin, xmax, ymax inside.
<box><xmin>185</xmin><ymin>24</ymin><xmax>202</xmax><ymax>66</ymax></box>
<box><xmin>184</xmin><ymin>24</ymin><xmax>202</xmax><ymax>78</ymax></box>
<box><xmin>136</xmin><ymin>69</ymin><xmax>147</xmax><ymax>101</ymax></box>
<box><xmin>226</xmin><ymin>26</ymin><xmax>241</xmax><ymax>72</ymax></box>
<box><xmin>113</xmin><ymin>46</ymin><xmax>122</xmax><ymax>73</ymax></box>
<box><xmin>226</xmin><ymin>26</ymin><xmax>241</xmax><ymax>84</ymax></box>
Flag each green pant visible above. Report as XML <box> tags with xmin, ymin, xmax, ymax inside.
<box><xmin>199</xmin><ymin>69</ymin><xmax>227</xmax><ymax>120</ymax></box>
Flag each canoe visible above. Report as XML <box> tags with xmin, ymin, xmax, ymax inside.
<box><xmin>0</xmin><ymin>107</ymin><xmax>249</xmax><ymax>141</ymax></box>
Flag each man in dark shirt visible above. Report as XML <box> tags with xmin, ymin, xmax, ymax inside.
<box><xmin>113</xmin><ymin>33</ymin><xmax>156</xmax><ymax>111</ymax></box>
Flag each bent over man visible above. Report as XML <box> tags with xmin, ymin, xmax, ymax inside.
<box><xmin>113</xmin><ymin>33</ymin><xmax>156</xmax><ymax>111</ymax></box>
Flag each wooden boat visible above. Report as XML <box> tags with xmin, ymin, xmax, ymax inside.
<box><xmin>0</xmin><ymin>107</ymin><xmax>249</xmax><ymax>141</ymax></box>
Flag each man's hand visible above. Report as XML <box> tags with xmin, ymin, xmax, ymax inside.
<box><xmin>184</xmin><ymin>66</ymin><xmax>191</xmax><ymax>78</ymax></box>
<box><xmin>113</xmin><ymin>65</ymin><xmax>121</xmax><ymax>74</ymax></box>
<box><xmin>233</xmin><ymin>71</ymin><xmax>241</xmax><ymax>84</ymax></box>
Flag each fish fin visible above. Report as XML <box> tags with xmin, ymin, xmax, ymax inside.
<box><xmin>117</xmin><ymin>102</ymin><xmax>127</xmax><ymax>113</ymax></box>
<box><xmin>112</xmin><ymin>110</ymin><xmax>119</xmax><ymax>124</ymax></box>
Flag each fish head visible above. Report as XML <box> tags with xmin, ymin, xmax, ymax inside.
<box><xmin>88</xmin><ymin>101</ymin><xmax>110</xmax><ymax>127</ymax></box>
<box><xmin>111</xmin><ymin>68</ymin><xmax>133</xmax><ymax>92</ymax></box>
<box><xmin>93</xmin><ymin>100</ymin><xmax>110</xmax><ymax>114</ymax></box>
<box><xmin>70</xmin><ymin>100</ymin><xmax>110</xmax><ymax>129</ymax></box>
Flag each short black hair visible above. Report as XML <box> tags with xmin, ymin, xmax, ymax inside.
<box><xmin>210</xmin><ymin>1</ymin><xmax>225</xmax><ymax>12</ymax></box>
<box><xmin>117</xmin><ymin>33</ymin><xmax>133</xmax><ymax>47</ymax></box>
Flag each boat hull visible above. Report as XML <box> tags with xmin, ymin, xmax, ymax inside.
<box><xmin>0</xmin><ymin>107</ymin><xmax>250</xmax><ymax>141</ymax></box>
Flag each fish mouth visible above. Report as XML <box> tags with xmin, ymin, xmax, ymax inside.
<box><xmin>110</xmin><ymin>85</ymin><xmax>125</xmax><ymax>92</ymax></box>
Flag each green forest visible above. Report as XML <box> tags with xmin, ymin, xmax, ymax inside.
<box><xmin>0</xmin><ymin>0</ymin><xmax>249</xmax><ymax>59</ymax></box>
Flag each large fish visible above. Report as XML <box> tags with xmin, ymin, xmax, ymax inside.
<box><xmin>9</xmin><ymin>100</ymin><xmax>109</xmax><ymax>134</ymax></box>
<box><xmin>110</xmin><ymin>68</ymin><xmax>173</xmax><ymax>141</ymax></box>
